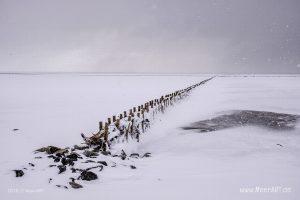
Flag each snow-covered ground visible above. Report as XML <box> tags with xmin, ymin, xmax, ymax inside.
<box><xmin>0</xmin><ymin>74</ymin><xmax>299</xmax><ymax>200</ymax></box>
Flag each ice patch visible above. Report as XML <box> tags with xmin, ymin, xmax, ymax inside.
<box><xmin>182</xmin><ymin>110</ymin><xmax>300</xmax><ymax>132</ymax></box>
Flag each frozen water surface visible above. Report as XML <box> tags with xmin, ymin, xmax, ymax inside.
<box><xmin>0</xmin><ymin>74</ymin><xmax>300</xmax><ymax>200</ymax></box>
<box><xmin>182</xmin><ymin>110</ymin><xmax>300</xmax><ymax>132</ymax></box>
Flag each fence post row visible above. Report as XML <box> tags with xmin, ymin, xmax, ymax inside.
<box><xmin>90</xmin><ymin>77</ymin><xmax>213</xmax><ymax>150</ymax></box>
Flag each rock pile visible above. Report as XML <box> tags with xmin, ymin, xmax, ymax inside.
<box><xmin>13</xmin><ymin>143</ymin><xmax>152</xmax><ymax>189</ymax></box>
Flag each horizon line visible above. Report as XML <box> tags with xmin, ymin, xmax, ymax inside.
<box><xmin>0</xmin><ymin>72</ymin><xmax>299</xmax><ymax>76</ymax></box>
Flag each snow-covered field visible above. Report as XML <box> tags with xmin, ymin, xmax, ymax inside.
<box><xmin>1</xmin><ymin>74</ymin><xmax>299</xmax><ymax>200</ymax></box>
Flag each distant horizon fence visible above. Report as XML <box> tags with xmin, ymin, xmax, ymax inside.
<box><xmin>81</xmin><ymin>77</ymin><xmax>214</xmax><ymax>151</ymax></box>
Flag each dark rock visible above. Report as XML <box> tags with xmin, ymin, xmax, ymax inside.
<box><xmin>28</xmin><ymin>163</ymin><xmax>35</xmax><ymax>167</ymax></box>
<box><xmin>69</xmin><ymin>182</ymin><xmax>83</xmax><ymax>189</ymax></box>
<box><xmin>49</xmin><ymin>178</ymin><xmax>52</xmax><ymax>183</ymax></box>
<box><xmin>73</xmin><ymin>145</ymin><xmax>89</xmax><ymax>151</ymax></box>
<box><xmin>48</xmin><ymin>155</ymin><xmax>56</xmax><ymax>159</ymax></box>
<box><xmin>48</xmin><ymin>155</ymin><xmax>55</xmax><ymax>159</ymax></box>
<box><xmin>68</xmin><ymin>160</ymin><xmax>75</xmax><ymax>166</ymax></box>
<box><xmin>92</xmin><ymin>145</ymin><xmax>102</xmax><ymax>152</ymax></box>
<box><xmin>97</xmin><ymin>161</ymin><xmax>108</xmax><ymax>166</ymax></box>
<box><xmin>12</xmin><ymin>128</ymin><xmax>19</xmax><ymax>131</ymax></box>
<box><xmin>55</xmin><ymin>149</ymin><xmax>69</xmax><ymax>157</ymax></box>
<box><xmin>49</xmin><ymin>164</ymin><xmax>57</xmax><ymax>168</ymax></box>
<box><xmin>83</xmin><ymin>150</ymin><xmax>99</xmax><ymax>157</ymax></box>
<box><xmin>70</xmin><ymin>168</ymin><xmax>83</xmax><ymax>173</ymax></box>
<box><xmin>109</xmin><ymin>136</ymin><xmax>119</xmax><ymax>143</ymax></box>
<box><xmin>67</xmin><ymin>153</ymin><xmax>81</xmax><ymax>160</ymax></box>
<box><xmin>71</xmin><ymin>168</ymin><xmax>86</xmax><ymax>173</ymax></box>
<box><xmin>130</xmin><ymin>165</ymin><xmax>137</xmax><ymax>169</ymax></box>
<box><xmin>61</xmin><ymin>158</ymin><xmax>74</xmax><ymax>166</ymax></box>
<box><xmin>34</xmin><ymin>156</ymin><xmax>42</xmax><ymax>159</ymax></box>
<box><xmin>58</xmin><ymin>165</ymin><xmax>66</xmax><ymax>174</ymax></box>
<box><xmin>86</xmin><ymin>165</ymin><xmax>103</xmax><ymax>171</ymax></box>
<box><xmin>47</xmin><ymin>146</ymin><xmax>61</xmax><ymax>154</ymax></box>
<box><xmin>143</xmin><ymin>152</ymin><xmax>151</xmax><ymax>158</ymax></box>
<box><xmin>55</xmin><ymin>153</ymin><xmax>64</xmax><ymax>157</ymax></box>
<box><xmin>56</xmin><ymin>185</ymin><xmax>68</xmax><ymax>189</ymax></box>
<box><xmin>277</xmin><ymin>143</ymin><xmax>283</xmax><ymax>147</ymax></box>
<box><xmin>61</xmin><ymin>158</ymin><xmax>68</xmax><ymax>165</ymax></box>
<box><xmin>120</xmin><ymin>150</ymin><xmax>127</xmax><ymax>160</ymax></box>
<box><xmin>130</xmin><ymin>153</ymin><xmax>140</xmax><ymax>158</ymax></box>
<box><xmin>67</xmin><ymin>159</ymin><xmax>74</xmax><ymax>166</ymax></box>
<box><xmin>69</xmin><ymin>178</ymin><xmax>83</xmax><ymax>189</ymax></box>
<box><xmin>35</xmin><ymin>146</ymin><xmax>61</xmax><ymax>154</ymax></box>
<box><xmin>54</xmin><ymin>157</ymin><xmax>60</xmax><ymax>162</ymax></box>
<box><xmin>14</xmin><ymin>170</ymin><xmax>24</xmax><ymax>177</ymax></box>
<box><xmin>71</xmin><ymin>168</ymin><xmax>76</xmax><ymax>173</ymax></box>
<box><xmin>82</xmin><ymin>160</ymin><xmax>96</xmax><ymax>163</ymax></box>
<box><xmin>61</xmin><ymin>157</ymin><xmax>67</xmax><ymax>165</ymax></box>
<box><xmin>79</xmin><ymin>171</ymin><xmax>98</xmax><ymax>181</ymax></box>
<box><xmin>101</xmin><ymin>151</ymin><xmax>111</xmax><ymax>156</ymax></box>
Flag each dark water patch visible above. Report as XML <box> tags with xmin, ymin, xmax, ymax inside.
<box><xmin>182</xmin><ymin>110</ymin><xmax>299</xmax><ymax>132</ymax></box>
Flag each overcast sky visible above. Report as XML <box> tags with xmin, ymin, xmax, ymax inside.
<box><xmin>0</xmin><ymin>0</ymin><xmax>299</xmax><ymax>73</ymax></box>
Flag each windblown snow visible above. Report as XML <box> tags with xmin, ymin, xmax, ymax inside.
<box><xmin>0</xmin><ymin>74</ymin><xmax>299</xmax><ymax>200</ymax></box>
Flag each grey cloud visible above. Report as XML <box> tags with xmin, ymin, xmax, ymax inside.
<box><xmin>0</xmin><ymin>0</ymin><xmax>299</xmax><ymax>73</ymax></box>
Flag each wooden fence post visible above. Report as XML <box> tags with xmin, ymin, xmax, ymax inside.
<box><xmin>141</xmin><ymin>110</ymin><xmax>145</xmax><ymax>133</ymax></box>
<box><xmin>104</xmin><ymin>123</ymin><xmax>108</xmax><ymax>143</ymax></box>
<box><xmin>115</xmin><ymin>119</ymin><xmax>120</xmax><ymax>129</ymax></box>
<box><xmin>99</xmin><ymin>121</ymin><xmax>103</xmax><ymax>132</ymax></box>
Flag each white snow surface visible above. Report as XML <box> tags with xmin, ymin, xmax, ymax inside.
<box><xmin>0</xmin><ymin>74</ymin><xmax>300</xmax><ymax>200</ymax></box>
